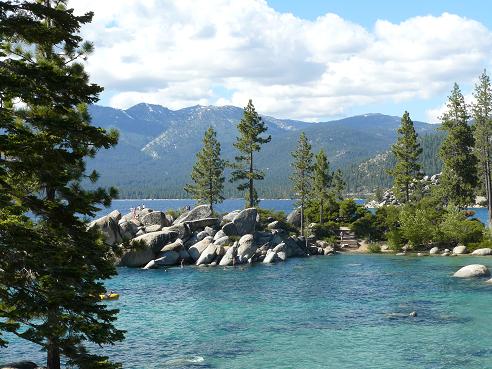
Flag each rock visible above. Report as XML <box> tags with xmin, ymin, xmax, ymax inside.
<box><xmin>185</xmin><ymin>217</ymin><xmax>220</xmax><ymax>231</ymax></box>
<box><xmin>214</xmin><ymin>236</ymin><xmax>230</xmax><ymax>246</ymax></box>
<box><xmin>119</xmin><ymin>246</ymin><xmax>155</xmax><ymax>268</ymax></box>
<box><xmin>188</xmin><ymin>236</ymin><xmax>213</xmax><ymax>261</ymax></box>
<box><xmin>444</xmin><ymin>249</ymin><xmax>450</xmax><ymax>253</ymax></box>
<box><xmin>88</xmin><ymin>211</ymin><xmax>123</xmax><ymax>246</ymax></box>
<box><xmin>323</xmin><ymin>247</ymin><xmax>335</xmax><ymax>255</ymax></box>
<box><xmin>486</xmin><ymin>278</ymin><xmax>492</xmax><ymax>284</ymax></box>
<box><xmin>142</xmin><ymin>260</ymin><xmax>156</xmax><ymax>269</ymax></box>
<box><xmin>160</xmin><ymin>238</ymin><xmax>184</xmax><ymax>253</ymax></box>
<box><xmin>232</xmin><ymin>208</ymin><xmax>257</xmax><ymax>236</ymax></box>
<box><xmin>219</xmin><ymin>243</ymin><xmax>238</xmax><ymax>266</ymax></box>
<box><xmin>429</xmin><ymin>247</ymin><xmax>439</xmax><ymax>255</ymax></box>
<box><xmin>396</xmin><ymin>252</ymin><xmax>406</xmax><ymax>256</ymax></box>
<box><xmin>221</xmin><ymin>222</ymin><xmax>238</xmax><ymax>236</ymax></box>
<box><xmin>141</xmin><ymin>211</ymin><xmax>170</xmax><ymax>228</ymax></box>
<box><xmin>267</xmin><ymin>220</ymin><xmax>280</xmax><ymax>230</ymax></box>
<box><xmin>155</xmin><ymin>250</ymin><xmax>180</xmax><ymax>266</ymax></box>
<box><xmin>179</xmin><ymin>248</ymin><xmax>192</xmax><ymax>263</ymax></box>
<box><xmin>222</xmin><ymin>210</ymin><xmax>241</xmax><ymax>223</ymax></box>
<box><xmin>453</xmin><ymin>264</ymin><xmax>490</xmax><ymax>278</ymax></box>
<box><xmin>283</xmin><ymin>237</ymin><xmax>306</xmax><ymax>257</ymax></box>
<box><xmin>263</xmin><ymin>249</ymin><xmax>278</xmax><ymax>263</ymax></box>
<box><xmin>417</xmin><ymin>252</ymin><xmax>423</xmax><ymax>256</ymax></box>
<box><xmin>453</xmin><ymin>245</ymin><xmax>467</xmax><ymax>255</ymax></box>
<box><xmin>204</xmin><ymin>226</ymin><xmax>217</xmax><ymax>237</ymax></box>
<box><xmin>196</xmin><ymin>230</ymin><xmax>209</xmax><ymax>241</ymax></box>
<box><xmin>162</xmin><ymin>223</ymin><xmax>191</xmax><ymax>241</ymax></box>
<box><xmin>144</xmin><ymin>224</ymin><xmax>162</xmax><ymax>233</ymax></box>
<box><xmin>118</xmin><ymin>219</ymin><xmax>140</xmax><ymax>240</ymax></box>
<box><xmin>381</xmin><ymin>245</ymin><xmax>390</xmax><ymax>251</ymax></box>
<box><xmin>237</xmin><ymin>234</ymin><xmax>257</xmax><ymax>262</ymax></box>
<box><xmin>409</xmin><ymin>311</ymin><xmax>417</xmax><ymax>317</ymax></box>
<box><xmin>286</xmin><ymin>207</ymin><xmax>301</xmax><ymax>227</ymax></box>
<box><xmin>135</xmin><ymin>229</ymin><xmax>146</xmax><ymax>237</ymax></box>
<box><xmin>173</xmin><ymin>204</ymin><xmax>212</xmax><ymax>225</ymax></box>
<box><xmin>196</xmin><ymin>244</ymin><xmax>219</xmax><ymax>265</ymax></box>
<box><xmin>0</xmin><ymin>362</ymin><xmax>39</xmax><ymax>369</ymax></box>
<box><xmin>130</xmin><ymin>230</ymin><xmax>179</xmax><ymax>253</ymax></box>
<box><xmin>213</xmin><ymin>229</ymin><xmax>227</xmax><ymax>241</ymax></box>
<box><xmin>471</xmin><ymin>248</ymin><xmax>492</xmax><ymax>256</ymax></box>
<box><xmin>441</xmin><ymin>252</ymin><xmax>450</xmax><ymax>256</ymax></box>
<box><xmin>276</xmin><ymin>251</ymin><xmax>287</xmax><ymax>261</ymax></box>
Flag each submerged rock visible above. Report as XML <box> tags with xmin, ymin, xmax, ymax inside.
<box><xmin>453</xmin><ymin>264</ymin><xmax>490</xmax><ymax>278</ymax></box>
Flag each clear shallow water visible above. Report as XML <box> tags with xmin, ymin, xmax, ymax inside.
<box><xmin>2</xmin><ymin>254</ymin><xmax>492</xmax><ymax>369</ymax></box>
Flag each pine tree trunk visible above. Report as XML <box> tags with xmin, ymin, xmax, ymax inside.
<box><xmin>249</xmin><ymin>151</ymin><xmax>254</xmax><ymax>208</ymax></box>
<box><xmin>47</xmin><ymin>341</ymin><xmax>61</xmax><ymax>369</ymax></box>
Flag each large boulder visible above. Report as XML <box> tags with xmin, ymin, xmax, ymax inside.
<box><xmin>88</xmin><ymin>210</ymin><xmax>123</xmax><ymax>246</ymax></box>
<box><xmin>263</xmin><ymin>249</ymin><xmax>278</xmax><ymax>264</ymax></box>
<box><xmin>144</xmin><ymin>224</ymin><xmax>163</xmax><ymax>233</ymax></box>
<box><xmin>267</xmin><ymin>220</ymin><xmax>280</xmax><ymax>230</ymax></box>
<box><xmin>155</xmin><ymin>251</ymin><xmax>180</xmax><ymax>266</ymax></box>
<box><xmin>185</xmin><ymin>218</ymin><xmax>219</xmax><ymax>231</ymax></box>
<box><xmin>286</xmin><ymin>207</ymin><xmax>301</xmax><ymax>227</ymax></box>
<box><xmin>471</xmin><ymin>248</ymin><xmax>492</xmax><ymax>256</ymax></box>
<box><xmin>233</xmin><ymin>208</ymin><xmax>257</xmax><ymax>236</ymax></box>
<box><xmin>221</xmin><ymin>222</ymin><xmax>238</xmax><ymax>236</ymax></box>
<box><xmin>188</xmin><ymin>236</ymin><xmax>213</xmax><ymax>261</ymax></box>
<box><xmin>237</xmin><ymin>234</ymin><xmax>257</xmax><ymax>262</ymax></box>
<box><xmin>214</xmin><ymin>236</ymin><xmax>230</xmax><ymax>246</ymax></box>
<box><xmin>453</xmin><ymin>264</ymin><xmax>491</xmax><ymax>278</ymax></box>
<box><xmin>141</xmin><ymin>211</ymin><xmax>170</xmax><ymax>228</ymax></box>
<box><xmin>213</xmin><ymin>230</ymin><xmax>227</xmax><ymax>241</ymax></box>
<box><xmin>219</xmin><ymin>244</ymin><xmax>238</xmax><ymax>266</ymax></box>
<box><xmin>173</xmin><ymin>205</ymin><xmax>212</xmax><ymax>225</ymax></box>
<box><xmin>119</xmin><ymin>245</ymin><xmax>155</xmax><ymax>268</ymax></box>
<box><xmin>196</xmin><ymin>230</ymin><xmax>209</xmax><ymax>241</ymax></box>
<box><xmin>453</xmin><ymin>245</ymin><xmax>467</xmax><ymax>255</ymax></box>
<box><xmin>283</xmin><ymin>237</ymin><xmax>307</xmax><ymax>257</ymax></box>
<box><xmin>222</xmin><ymin>210</ymin><xmax>241</xmax><ymax>223</ymax></box>
<box><xmin>162</xmin><ymin>223</ymin><xmax>191</xmax><ymax>241</ymax></box>
<box><xmin>429</xmin><ymin>247</ymin><xmax>439</xmax><ymax>255</ymax></box>
<box><xmin>196</xmin><ymin>244</ymin><xmax>219</xmax><ymax>265</ymax></box>
<box><xmin>160</xmin><ymin>238</ymin><xmax>184</xmax><ymax>253</ymax></box>
<box><xmin>118</xmin><ymin>219</ymin><xmax>140</xmax><ymax>240</ymax></box>
<box><xmin>130</xmin><ymin>230</ymin><xmax>179</xmax><ymax>253</ymax></box>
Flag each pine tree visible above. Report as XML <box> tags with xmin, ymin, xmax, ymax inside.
<box><xmin>472</xmin><ymin>70</ymin><xmax>492</xmax><ymax>229</ymax></box>
<box><xmin>291</xmin><ymin>132</ymin><xmax>314</xmax><ymax>235</ymax></box>
<box><xmin>184</xmin><ymin>127</ymin><xmax>225</xmax><ymax>212</ymax></box>
<box><xmin>312</xmin><ymin>149</ymin><xmax>331</xmax><ymax>223</ymax></box>
<box><xmin>331</xmin><ymin>169</ymin><xmax>346</xmax><ymax>201</ymax></box>
<box><xmin>230</xmin><ymin>100</ymin><xmax>271</xmax><ymax>208</ymax></box>
<box><xmin>437</xmin><ymin>83</ymin><xmax>478</xmax><ymax>208</ymax></box>
<box><xmin>387</xmin><ymin>111</ymin><xmax>422</xmax><ymax>203</ymax></box>
<box><xmin>0</xmin><ymin>2</ymin><xmax>124</xmax><ymax>368</ymax></box>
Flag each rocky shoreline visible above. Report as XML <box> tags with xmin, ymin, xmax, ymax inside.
<box><xmin>88</xmin><ymin>205</ymin><xmax>336</xmax><ymax>269</ymax></box>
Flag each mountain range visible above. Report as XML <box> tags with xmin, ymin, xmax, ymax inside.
<box><xmin>86</xmin><ymin>103</ymin><xmax>441</xmax><ymax>198</ymax></box>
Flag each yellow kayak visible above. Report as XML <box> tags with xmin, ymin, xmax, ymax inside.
<box><xmin>99</xmin><ymin>293</ymin><xmax>119</xmax><ymax>300</ymax></box>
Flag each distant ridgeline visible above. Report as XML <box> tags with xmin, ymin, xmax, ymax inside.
<box><xmin>86</xmin><ymin>103</ymin><xmax>441</xmax><ymax>198</ymax></box>
<box><xmin>344</xmin><ymin>133</ymin><xmax>445</xmax><ymax>194</ymax></box>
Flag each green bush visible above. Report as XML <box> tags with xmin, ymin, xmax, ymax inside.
<box><xmin>438</xmin><ymin>206</ymin><xmax>484</xmax><ymax>245</ymax></box>
<box><xmin>467</xmin><ymin>238</ymin><xmax>492</xmax><ymax>251</ymax></box>
<box><xmin>386</xmin><ymin>229</ymin><xmax>404</xmax><ymax>251</ymax></box>
<box><xmin>256</xmin><ymin>208</ymin><xmax>297</xmax><ymax>233</ymax></box>
<box><xmin>368</xmin><ymin>243</ymin><xmax>382</xmax><ymax>253</ymax></box>
<box><xmin>351</xmin><ymin>213</ymin><xmax>377</xmax><ymax>240</ymax></box>
<box><xmin>308</xmin><ymin>221</ymin><xmax>339</xmax><ymax>239</ymax></box>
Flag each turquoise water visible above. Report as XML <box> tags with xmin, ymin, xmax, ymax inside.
<box><xmin>2</xmin><ymin>254</ymin><xmax>492</xmax><ymax>368</ymax></box>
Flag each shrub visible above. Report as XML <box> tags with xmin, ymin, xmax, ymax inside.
<box><xmin>438</xmin><ymin>206</ymin><xmax>484</xmax><ymax>245</ymax></box>
<box><xmin>308</xmin><ymin>221</ymin><xmax>339</xmax><ymax>239</ymax></box>
<box><xmin>467</xmin><ymin>238</ymin><xmax>492</xmax><ymax>251</ymax></box>
<box><xmin>256</xmin><ymin>208</ymin><xmax>297</xmax><ymax>233</ymax></box>
<box><xmin>386</xmin><ymin>229</ymin><xmax>404</xmax><ymax>251</ymax></box>
<box><xmin>351</xmin><ymin>213</ymin><xmax>377</xmax><ymax>240</ymax></box>
<box><xmin>368</xmin><ymin>243</ymin><xmax>382</xmax><ymax>253</ymax></box>
<box><xmin>399</xmin><ymin>202</ymin><xmax>440</xmax><ymax>247</ymax></box>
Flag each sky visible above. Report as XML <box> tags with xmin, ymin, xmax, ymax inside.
<box><xmin>70</xmin><ymin>0</ymin><xmax>492</xmax><ymax>123</ymax></box>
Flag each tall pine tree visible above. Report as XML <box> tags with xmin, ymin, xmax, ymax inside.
<box><xmin>437</xmin><ymin>83</ymin><xmax>478</xmax><ymax>208</ymax></box>
<box><xmin>312</xmin><ymin>149</ymin><xmax>331</xmax><ymax>223</ymax></box>
<box><xmin>230</xmin><ymin>100</ymin><xmax>271</xmax><ymax>208</ymax></box>
<box><xmin>472</xmin><ymin>70</ymin><xmax>492</xmax><ymax>229</ymax></box>
<box><xmin>184</xmin><ymin>127</ymin><xmax>225</xmax><ymax>212</ymax></box>
<box><xmin>291</xmin><ymin>132</ymin><xmax>314</xmax><ymax>235</ymax></box>
<box><xmin>331</xmin><ymin>169</ymin><xmax>346</xmax><ymax>201</ymax></box>
<box><xmin>0</xmin><ymin>1</ymin><xmax>124</xmax><ymax>368</ymax></box>
<box><xmin>387</xmin><ymin>111</ymin><xmax>422</xmax><ymax>203</ymax></box>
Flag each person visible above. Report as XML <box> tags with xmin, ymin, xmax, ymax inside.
<box><xmin>340</xmin><ymin>231</ymin><xmax>343</xmax><ymax>242</ymax></box>
<box><xmin>142</xmin><ymin>203</ymin><xmax>145</xmax><ymax>209</ymax></box>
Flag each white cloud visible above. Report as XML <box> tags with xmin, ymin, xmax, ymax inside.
<box><xmin>69</xmin><ymin>1</ymin><xmax>492</xmax><ymax>120</ymax></box>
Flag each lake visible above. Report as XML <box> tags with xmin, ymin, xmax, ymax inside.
<box><xmin>2</xmin><ymin>254</ymin><xmax>492</xmax><ymax>368</ymax></box>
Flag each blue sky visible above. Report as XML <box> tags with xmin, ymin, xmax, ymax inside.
<box><xmin>74</xmin><ymin>0</ymin><xmax>492</xmax><ymax>123</ymax></box>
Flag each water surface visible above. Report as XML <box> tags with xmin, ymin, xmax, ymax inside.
<box><xmin>2</xmin><ymin>254</ymin><xmax>492</xmax><ymax>369</ymax></box>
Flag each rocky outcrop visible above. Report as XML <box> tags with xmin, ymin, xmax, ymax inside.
<box><xmin>471</xmin><ymin>248</ymin><xmax>492</xmax><ymax>256</ymax></box>
<box><xmin>222</xmin><ymin>210</ymin><xmax>241</xmax><ymax>223</ymax></box>
<box><xmin>141</xmin><ymin>211</ymin><xmax>170</xmax><ymax>228</ymax></box>
<box><xmin>221</xmin><ymin>222</ymin><xmax>238</xmax><ymax>236</ymax></box>
<box><xmin>185</xmin><ymin>217</ymin><xmax>219</xmax><ymax>231</ymax></box>
<box><xmin>189</xmin><ymin>236</ymin><xmax>213</xmax><ymax>262</ymax></box>
<box><xmin>429</xmin><ymin>247</ymin><xmax>439</xmax><ymax>255</ymax></box>
<box><xmin>88</xmin><ymin>210</ymin><xmax>123</xmax><ymax>245</ymax></box>
<box><xmin>237</xmin><ymin>234</ymin><xmax>257</xmax><ymax>263</ymax></box>
<box><xmin>173</xmin><ymin>205</ymin><xmax>212</xmax><ymax>225</ymax></box>
<box><xmin>452</xmin><ymin>245</ymin><xmax>467</xmax><ymax>255</ymax></box>
<box><xmin>219</xmin><ymin>243</ymin><xmax>238</xmax><ymax>266</ymax></box>
<box><xmin>453</xmin><ymin>264</ymin><xmax>490</xmax><ymax>278</ymax></box>
<box><xmin>233</xmin><ymin>208</ymin><xmax>257</xmax><ymax>236</ymax></box>
<box><xmin>119</xmin><ymin>246</ymin><xmax>155</xmax><ymax>268</ymax></box>
<box><xmin>130</xmin><ymin>230</ymin><xmax>179</xmax><ymax>253</ymax></box>
<box><xmin>286</xmin><ymin>207</ymin><xmax>301</xmax><ymax>227</ymax></box>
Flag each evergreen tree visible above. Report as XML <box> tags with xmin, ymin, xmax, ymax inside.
<box><xmin>0</xmin><ymin>2</ymin><xmax>124</xmax><ymax>368</ymax></box>
<box><xmin>184</xmin><ymin>127</ymin><xmax>225</xmax><ymax>212</ymax></box>
<box><xmin>437</xmin><ymin>83</ymin><xmax>478</xmax><ymax>208</ymax></box>
<box><xmin>312</xmin><ymin>149</ymin><xmax>331</xmax><ymax>223</ymax></box>
<box><xmin>230</xmin><ymin>100</ymin><xmax>271</xmax><ymax>208</ymax></box>
<box><xmin>472</xmin><ymin>70</ymin><xmax>492</xmax><ymax>229</ymax></box>
<box><xmin>331</xmin><ymin>169</ymin><xmax>346</xmax><ymax>201</ymax></box>
<box><xmin>387</xmin><ymin>111</ymin><xmax>422</xmax><ymax>203</ymax></box>
<box><xmin>290</xmin><ymin>132</ymin><xmax>314</xmax><ymax>235</ymax></box>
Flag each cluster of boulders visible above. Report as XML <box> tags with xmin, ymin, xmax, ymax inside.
<box><xmin>366</xmin><ymin>173</ymin><xmax>441</xmax><ymax>208</ymax></box>
<box><xmin>427</xmin><ymin>245</ymin><xmax>492</xmax><ymax>257</ymax></box>
<box><xmin>88</xmin><ymin>205</ymin><xmax>335</xmax><ymax>269</ymax></box>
